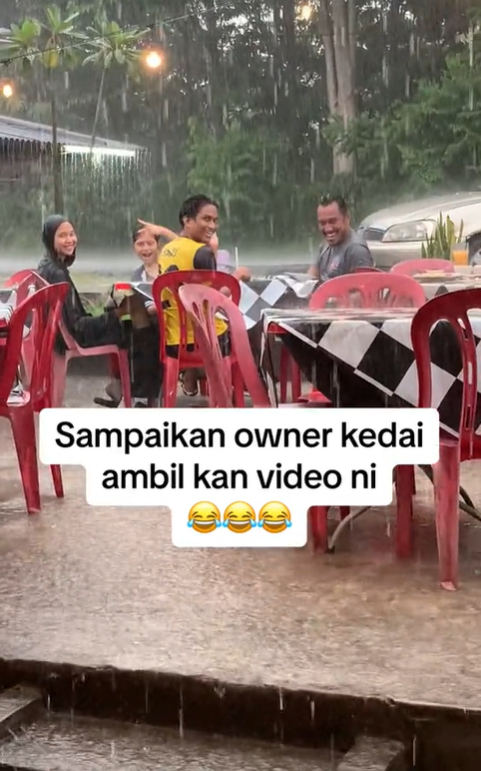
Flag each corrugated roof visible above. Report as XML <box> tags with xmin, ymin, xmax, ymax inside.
<box><xmin>0</xmin><ymin>114</ymin><xmax>143</xmax><ymax>151</ymax></box>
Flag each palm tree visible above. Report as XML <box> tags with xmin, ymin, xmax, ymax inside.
<box><xmin>84</xmin><ymin>20</ymin><xmax>146</xmax><ymax>149</ymax></box>
<box><xmin>2</xmin><ymin>6</ymin><xmax>87</xmax><ymax>211</ymax></box>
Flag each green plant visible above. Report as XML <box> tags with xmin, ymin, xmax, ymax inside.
<box><xmin>2</xmin><ymin>7</ymin><xmax>87</xmax><ymax>211</ymax></box>
<box><xmin>421</xmin><ymin>214</ymin><xmax>464</xmax><ymax>259</ymax></box>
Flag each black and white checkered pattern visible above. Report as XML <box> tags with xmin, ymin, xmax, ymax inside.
<box><xmin>263</xmin><ymin>308</ymin><xmax>481</xmax><ymax>435</ymax></box>
<box><xmin>131</xmin><ymin>275</ymin><xmax>319</xmax><ymax>330</ymax></box>
<box><xmin>239</xmin><ymin>276</ymin><xmax>318</xmax><ymax>329</ymax></box>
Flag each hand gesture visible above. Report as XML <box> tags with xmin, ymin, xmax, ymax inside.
<box><xmin>137</xmin><ymin>220</ymin><xmax>163</xmax><ymax>237</ymax></box>
<box><xmin>209</xmin><ymin>232</ymin><xmax>219</xmax><ymax>252</ymax></box>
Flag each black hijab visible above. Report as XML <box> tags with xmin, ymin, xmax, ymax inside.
<box><xmin>42</xmin><ymin>214</ymin><xmax>77</xmax><ymax>267</ymax></box>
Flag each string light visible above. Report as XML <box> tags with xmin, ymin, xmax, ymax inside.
<box><xmin>143</xmin><ymin>50</ymin><xmax>162</xmax><ymax>70</ymax></box>
<box><xmin>299</xmin><ymin>4</ymin><xmax>313</xmax><ymax>21</ymax></box>
<box><xmin>1</xmin><ymin>82</ymin><xmax>13</xmax><ymax>97</ymax></box>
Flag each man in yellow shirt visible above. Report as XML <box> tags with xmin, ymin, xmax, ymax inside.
<box><xmin>156</xmin><ymin>194</ymin><xmax>229</xmax><ymax>396</ymax></box>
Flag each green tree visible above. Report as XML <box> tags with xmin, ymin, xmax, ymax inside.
<box><xmin>1</xmin><ymin>6</ymin><xmax>87</xmax><ymax>211</ymax></box>
<box><xmin>83</xmin><ymin>19</ymin><xmax>146</xmax><ymax>148</ymax></box>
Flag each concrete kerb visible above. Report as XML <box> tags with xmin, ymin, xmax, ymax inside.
<box><xmin>0</xmin><ymin>658</ymin><xmax>479</xmax><ymax>757</ymax></box>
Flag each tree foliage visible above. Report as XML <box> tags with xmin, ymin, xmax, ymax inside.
<box><xmin>0</xmin><ymin>0</ymin><xmax>478</xmax><ymax>249</ymax></box>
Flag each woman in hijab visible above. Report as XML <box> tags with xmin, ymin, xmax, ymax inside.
<box><xmin>37</xmin><ymin>215</ymin><xmax>158</xmax><ymax>407</ymax></box>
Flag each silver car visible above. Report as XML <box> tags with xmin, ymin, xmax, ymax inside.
<box><xmin>357</xmin><ymin>192</ymin><xmax>481</xmax><ymax>269</ymax></box>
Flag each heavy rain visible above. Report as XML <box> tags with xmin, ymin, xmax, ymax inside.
<box><xmin>0</xmin><ymin>0</ymin><xmax>481</xmax><ymax>768</ymax></box>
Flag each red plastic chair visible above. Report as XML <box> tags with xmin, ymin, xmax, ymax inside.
<box><xmin>390</xmin><ymin>259</ymin><xmax>455</xmax><ymax>276</ymax></box>
<box><xmin>309</xmin><ymin>272</ymin><xmax>427</xmax><ymax>309</ymax></box>
<box><xmin>3</xmin><ymin>271</ymin><xmax>48</xmax><ymax>380</ymax></box>
<box><xmin>3</xmin><ymin>269</ymin><xmax>42</xmax><ymax>295</ymax></box>
<box><xmin>406</xmin><ymin>288</ymin><xmax>481</xmax><ymax>590</ymax></box>
<box><xmin>0</xmin><ymin>283</ymin><xmax>69</xmax><ymax>513</ymax></box>
<box><xmin>178</xmin><ymin>284</ymin><xmax>347</xmax><ymax>543</ymax></box>
<box><xmin>178</xmin><ymin>283</ymin><xmax>268</xmax><ymax>407</ymax></box>
<box><xmin>287</xmin><ymin>271</ymin><xmax>426</xmax><ymax>407</ymax></box>
<box><xmin>294</xmin><ymin>273</ymin><xmax>426</xmax><ymax>551</ymax></box>
<box><xmin>152</xmin><ymin>271</ymin><xmax>242</xmax><ymax>408</ymax></box>
<box><xmin>4</xmin><ymin>269</ymin><xmax>132</xmax><ymax>408</ymax></box>
<box><xmin>178</xmin><ymin>283</ymin><xmax>336</xmax><ymax>411</ymax></box>
<box><xmin>279</xmin><ymin>270</ymin><xmax>422</xmax><ymax>404</ymax></box>
<box><xmin>53</xmin><ymin>315</ymin><xmax>132</xmax><ymax>409</ymax></box>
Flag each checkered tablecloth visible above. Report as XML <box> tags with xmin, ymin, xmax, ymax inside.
<box><xmin>262</xmin><ymin>307</ymin><xmax>481</xmax><ymax>435</ymax></box>
<box><xmin>129</xmin><ymin>275</ymin><xmax>319</xmax><ymax>330</ymax></box>
<box><xmin>239</xmin><ymin>275</ymin><xmax>319</xmax><ymax>329</ymax></box>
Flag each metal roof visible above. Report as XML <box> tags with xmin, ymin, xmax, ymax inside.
<box><xmin>0</xmin><ymin>114</ymin><xmax>143</xmax><ymax>151</ymax></box>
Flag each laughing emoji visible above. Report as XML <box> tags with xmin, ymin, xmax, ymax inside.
<box><xmin>223</xmin><ymin>502</ymin><xmax>256</xmax><ymax>534</ymax></box>
<box><xmin>258</xmin><ymin>502</ymin><xmax>292</xmax><ymax>534</ymax></box>
<box><xmin>188</xmin><ymin>502</ymin><xmax>221</xmax><ymax>534</ymax></box>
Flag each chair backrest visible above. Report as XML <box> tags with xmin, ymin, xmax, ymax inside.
<box><xmin>390</xmin><ymin>259</ymin><xmax>455</xmax><ymax>276</ymax></box>
<box><xmin>353</xmin><ymin>267</ymin><xmax>383</xmax><ymax>274</ymax></box>
<box><xmin>411</xmin><ymin>288</ymin><xmax>481</xmax><ymax>461</ymax></box>
<box><xmin>309</xmin><ymin>272</ymin><xmax>426</xmax><ymax>310</ymax></box>
<box><xmin>3</xmin><ymin>270</ymin><xmax>47</xmax><ymax>304</ymax></box>
<box><xmin>0</xmin><ymin>283</ymin><xmax>69</xmax><ymax>407</ymax></box>
<box><xmin>3</xmin><ymin>269</ymin><xmax>81</xmax><ymax>357</ymax></box>
<box><xmin>153</xmin><ymin>270</ymin><xmax>241</xmax><ymax>354</ymax></box>
<box><xmin>178</xmin><ymin>283</ymin><xmax>272</xmax><ymax>407</ymax></box>
<box><xmin>4</xmin><ymin>269</ymin><xmax>41</xmax><ymax>289</ymax></box>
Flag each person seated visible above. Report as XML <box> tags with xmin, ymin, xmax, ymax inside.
<box><xmin>130</xmin><ymin>224</ymin><xmax>161</xmax><ymax>317</ymax></box>
<box><xmin>308</xmin><ymin>195</ymin><xmax>374</xmax><ymax>281</ymax></box>
<box><xmin>37</xmin><ymin>214</ymin><xmax>153</xmax><ymax>407</ymax></box>
<box><xmin>138</xmin><ymin>218</ymin><xmax>252</xmax><ymax>282</ymax></box>
<box><xmin>125</xmin><ymin>225</ymin><xmax>162</xmax><ymax>406</ymax></box>
<box><xmin>143</xmin><ymin>195</ymin><xmax>230</xmax><ymax>397</ymax></box>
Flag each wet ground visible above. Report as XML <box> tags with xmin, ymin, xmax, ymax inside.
<box><xmin>1</xmin><ymin>374</ymin><xmax>481</xmax><ymax>713</ymax></box>
<box><xmin>0</xmin><ymin>715</ymin><xmax>338</xmax><ymax>770</ymax></box>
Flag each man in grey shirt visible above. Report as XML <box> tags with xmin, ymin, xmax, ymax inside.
<box><xmin>308</xmin><ymin>196</ymin><xmax>374</xmax><ymax>281</ymax></box>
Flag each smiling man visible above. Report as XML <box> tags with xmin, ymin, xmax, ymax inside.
<box><xmin>159</xmin><ymin>194</ymin><xmax>219</xmax><ymax>275</ymax></box>
<box><xmin>157</xmin><ymin>194</ymin><xmax>229</xmax><ymax>397</ymax></box>
<box><xmin>308</xmin><ymin>195</ymin><xmax>374</xmax><ymax>281</ymax></box>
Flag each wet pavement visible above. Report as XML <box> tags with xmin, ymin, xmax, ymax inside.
<box><xmin>1</xmin><ymin>374</ymin><xmax>481</xmax><ymax>714</ymax></box>
<box><xmin>0</xmin><ymin>716</ymin><xmax>338</xmax><ymax>770</ymax></box>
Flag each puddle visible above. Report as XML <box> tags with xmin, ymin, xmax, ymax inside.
<box><xmin>0</xmin><ymin>714</ymin><xmax>340</xmax><ymax>770</ymax></box>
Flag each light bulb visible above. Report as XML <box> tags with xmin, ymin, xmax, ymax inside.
<box><xmin>2</xmin><ymin>83</ymin><xmax>13</xmax><ymax>98</ymax></box>
<box><xmin>144</xmin><ymin>50</ymin><xmax>162</xmax><ymax>70</ymax></box>
<box><xmin>299</xmin><ymin>4</ymin><xmax>312</xmax><ymax>21</ymax></box>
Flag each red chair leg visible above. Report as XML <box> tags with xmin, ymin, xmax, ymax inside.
<box><xmin>232</xmin><ymin>362</ymin><xmax>245</xmax><ymax>407</ymax></box>
<box><xmin>162</xmin><ymin>359</ymin><xmax>179</xmax><ymax>408</ymax></box>
<box><xmin>432</xmin><ymin>444</ymin><xmax>460</xmax><ymax>591</ymax></box>
<box><xmin>291</xmin><ymin>360</ymin><xmax>302</xmax><ymax>402</ymax></box>
<box><xmin>199</xmin><ymin>379</ymin><xmax>207</xmax><ymax>396</ymax></box>
<box><xmin>395</xmin><ymin>465</ymin><xmax>414</xmax><ymax>559</ymax></box>
<box><xmin>279</xmin><ymin>347</ymin><xmax>289</xmax><ymax>403</ymax></box>
<box><xmin>308</xmin><ymin>505</ymin><xmax>328</xmax><ymax>551</ymax></box>
<box><xmin>117</xmin><ymin>351</ymin><xmax>132</xmax><ymax>408</ymax></box>
<box><xmin>410</xmin><ymin>466</ymin><xmax>416</xmax><ymax>495</ymax></box>
<box><xmin>50</xmin><ymin>465</ymin><xmax>64</xmax><ymax>498</ymax></box>
<box><xmin>52</xmin><ymin>353</ymin><xmax>68</xmax><ymax>408</ymax></box>
<box><xmin>9</xmin><ymin>407</ymin><xmax>41</xmax><ymax>514</ymax></box>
